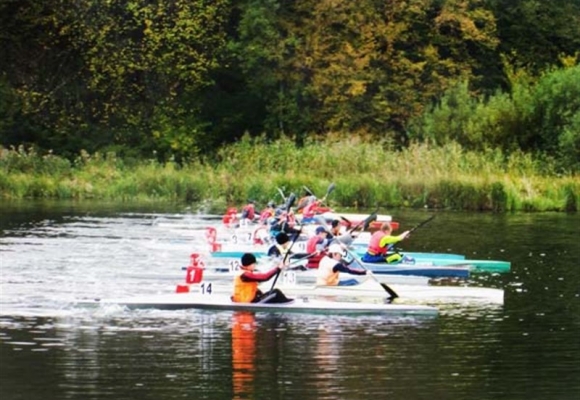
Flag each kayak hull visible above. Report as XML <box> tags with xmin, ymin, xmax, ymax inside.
<box><xmin>358</xmin><ymin>259</ymin><xmax>510</xmax><ymax>274</ymax></box>
<box><xmin>365</xmin><ymin>264</ymin><xmax>471</xmax><ymax>279</ymax></box>
<box><xmin>79</xmin><ymin>294</ymin><xmax>438</xmax><ymax>316</ymax></box>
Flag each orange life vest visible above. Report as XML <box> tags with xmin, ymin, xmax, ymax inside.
<box><xmin>232</xmin><ymin>274</ymin><xmax>259</xmax><ymax>303</ymax></box>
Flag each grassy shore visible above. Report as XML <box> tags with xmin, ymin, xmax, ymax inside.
<box><xmin>1</xmin><ymin>137</ymin><xmax>578</xmax><ymax>212</ymax></box>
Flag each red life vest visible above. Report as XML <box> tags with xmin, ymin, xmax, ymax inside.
<box><xmin>242</xmin><ymin>204</ymin><xmax>255</xmax><ymax>220</ymax></box>
<box><xmin>367</xmin><ymin>230</ymin><xmax>388</xmax><ymax>255</ymax></box>
<box><xmin>302</xmin><ymin>201</ymin><xmax>320</xmax><ymax>218</ymax></box>
<box><xmin>305</xmin><ymin>235</ymin><xmax>324</xmax><ymax>268</ymax></box>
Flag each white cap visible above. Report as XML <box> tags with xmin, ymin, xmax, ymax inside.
<box><xmin>328</xmin><ymin>243</ymin><xmax>343</xmax><ymax>255</ymax></box>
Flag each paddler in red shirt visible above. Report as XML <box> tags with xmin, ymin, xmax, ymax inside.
<box><xmin>305</xmin><ymin>226</ymin><xmax>329</xmax><ymax>268</ymax></box>
<box><xmin>231</xmin><ymin>253</ymin><xmax>292</xmax><ymax>303</ymax></box>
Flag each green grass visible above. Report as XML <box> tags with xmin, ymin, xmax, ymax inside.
<box><xmin>1</xmin><ymin>139</ymin><xmax>578</xmax><ymax>212</ymax></box>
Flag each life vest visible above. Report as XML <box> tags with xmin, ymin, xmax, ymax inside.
<box><xmin>316</xmin><ymin>256</ymin><xmax>340</xmax><ymax>286</ymax></box>
<box><xmin>302</xmin><ymin>201</ymin><xmax>320</xmax><ymax>218</ymax></box>
<box><xmin>367</xmin><ymin>230</ymin><xmax>388</xmax><ymax>256</ymax></box>
<box><xmin>223</xmin><ymin>207</ymin><xmax>239</xmax><ymax>227</ymax></box>
<box><xmin>241</xmin><ymin>204</ymin><xmax>255</xmax><ymax>220</ymax></box>
<box><xmin>258</xmin><ymin>209</ymin><xmax>274</xmax><ymax>224</ymax></box>
<box><xmin>232</xmin><ymin>273</ymin><xmax>259</xmax><ymax>303</ymax></box>
<box><xmin>305</xmin><ymin>235</ymin><xmax>324</xmax><ymax>268</ymax></box>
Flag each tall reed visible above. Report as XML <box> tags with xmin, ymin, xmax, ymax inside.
<box><xmin>1</xmin><ymin>140</ymin><xmax>578</xmax><ymax>212</ymax></box>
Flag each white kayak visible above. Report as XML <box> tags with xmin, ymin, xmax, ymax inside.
<box><xmin>175</xmin><ymin>276</ymin><xmax>503</xmax><ymax>305</ymax></box>
<box><xmin>262</xmin><ymin>278</ymin><xmax>503</xmax><ymax>305</ymax></box>
<box><xmin>78</xmin><ymin>294</ymin><xmax>437</xmax><ymax>316</ymax></box>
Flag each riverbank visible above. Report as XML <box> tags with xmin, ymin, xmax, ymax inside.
<box><xmin>1</xmin><ymin>139</ymin><xmax>578</xmax><ymax>212</ymax></box>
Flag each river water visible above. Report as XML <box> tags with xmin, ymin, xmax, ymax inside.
<box><xmin>1</xmin><ymin>200</ymin><xmax>579</xmax><ymax>400</ymax></box>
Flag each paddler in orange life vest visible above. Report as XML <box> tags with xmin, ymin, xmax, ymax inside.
<box><xmin>305</xmin><ymin>226</ymin><xmax>330</xmax><ymax>269</ymax></box>
<box><xmin>361</xmin><ymin>222</ymin><xmax>410</xmax><ymax>263</ymax></box>
<box><xmin>316</xmin><ymin>243</ymin><xmax>369</xmax><ymax>286</ymax></box>
<box><xmin>231</xmin><ymin>253</ymin><xmax>291</xmax><ymax>304</ymax></box>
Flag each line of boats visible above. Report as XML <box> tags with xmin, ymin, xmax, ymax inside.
<box><xmin>78</xmin><ymin>198</ymin><xmax>510</xmax><ymax>317</ymax></box>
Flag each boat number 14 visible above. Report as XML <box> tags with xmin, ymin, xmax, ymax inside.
<box><xmin>200</xmin><ymin>282</ymin><xmax>213</xmax><ymax>295</ymax></box>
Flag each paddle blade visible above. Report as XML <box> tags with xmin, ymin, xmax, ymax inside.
<box><xmin>326</xmin><ymin>182</ymin><xmax>336</xmax><ymax>196</ymax></box>
<box><xmin>362</xmin><ymin>213</ymin><xmax>378</xmax><ymax>231</ymax></box>
<box><xmin>380</xmin><ymin>283</ymin><xmax>399</xmax><ymax>300</ymax></box>
<box><xmin>336</xmin><ymin>233</ymin><xmax>354</xmax><ymax>245</ymax></box>
<box><xmin>285</xmin><ymin>193</ymin><xmax>297</xmax><ymax>211</ymax></box>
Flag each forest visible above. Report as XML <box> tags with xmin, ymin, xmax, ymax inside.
<box><xmin>1</xmin><ymin>0</ymin><xmax>579</xmax><ymax>174</ymax></box>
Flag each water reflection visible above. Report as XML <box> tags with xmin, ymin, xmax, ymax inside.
<box><xmin>231</xmin><ymin>312</ymin><xmax>257</xmax><ymax>399</ymax></box>
<box><xmin>1</xmin><ymin>203</ymin><xmax>579</xmax><ymax>400</ymax></box>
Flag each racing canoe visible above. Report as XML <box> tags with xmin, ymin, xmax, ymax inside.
<box><xmin>260</xmin><ymin>278</ymin><xmax>504</xmax><ymax>305</ymax></box>
<box><xmin>358</xmin><ymin>258</ymin><xmax>511</xmax><ymax>274</ymax></box>
<box><xmin>78</xmin><ymin>294</ymin><xmax>438</xmax><ymax>316</ymax></box>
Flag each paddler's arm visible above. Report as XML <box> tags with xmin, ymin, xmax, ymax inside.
<box><xmin>241</xmin><ymin>266</ymin><xmax>282</xmax><ymax>282</ymax></box>
<box><xmin>378</xmin><ymin>231</ymin><xmax>410</xmax><ymax>248</ymax></box>
<box><xmin>332</xmin><ymin>263</ymin><xmax>367</xmax><ymax>276</ymax></box>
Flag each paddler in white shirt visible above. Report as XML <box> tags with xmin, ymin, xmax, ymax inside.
<box><xmin>316</xmin><ymin>243</ymin><xmax>369</xmax><ymax>286</ymax></box>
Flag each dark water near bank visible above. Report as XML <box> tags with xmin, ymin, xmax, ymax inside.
<box><xmin>1</xmin><ymin>200</ymin><xmax>579</xmax><ymax>400</ymax></box>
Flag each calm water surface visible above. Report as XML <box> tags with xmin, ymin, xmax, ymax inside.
<box><xmin>1</xmin><ymin>200</ymin><xmax>579</xmax><ymax>400</ymax></box>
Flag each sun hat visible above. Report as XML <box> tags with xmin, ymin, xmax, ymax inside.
<box><xmin>328</xmin><ymin>243</ymin><xmax>343</xmax><ymax>255</ymax></box>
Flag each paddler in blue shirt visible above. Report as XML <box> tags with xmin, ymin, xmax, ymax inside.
<box><xmin>231</xmin><ymin>253</ymin><xmax>291</xmax><ymax>303</ymax></box>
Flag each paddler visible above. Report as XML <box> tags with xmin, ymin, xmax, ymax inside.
<box><xmin>316</xmin><ymin>243</ymin><xmax>369</xmax><ymax>286</ymax></box>
<box><xmin>231</xmin><ymin>253</ymin><xmax>291</xmax><ymax>303</ymax></box>
<box><xmin>361</xmin><ymin>222</ymin><xmax>410</xmax><ymax>263</ymax></box>
<box><xmin>304</xmin><ymin>226</ymin><xmax>330</xmax><ymax>269</ymax></box>
<box><xmin>267</xmin><ymin>232</ymin><xmax>293</xmax><ymax>258</ymax></box>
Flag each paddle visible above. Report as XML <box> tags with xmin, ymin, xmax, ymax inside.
<box><xmin>343</xmin><ymin>246</ymin><xmax>399</xmax><ymax>300</ymax></box>
<box><xmin>302</xmin><ymin>182</ymin><xmax>335</xmax><ymax>204</ymax></box>
<box><xmin>388</xmin><ymin>215</ymin><xmax>436</xmax><ymax>258</ymax></box>
<box><xmin>319</xmin><ymin>182</ymin><xmax>336</xmax><ymax>205</ymax></box>
<box><xmin>265</xmin><ymin>193</ymin><xmax>298</xmax><ymax>293</ymax></box>
<box><xmin>348</xmin><ymin>211</ymin><xmax>378</xmax><ymax>234</ymax></box>
<box><xmin>276</xmin><ymin>187</ymin><xmax>287</xmax><ymax>202</ymax></box>
<box><xmin>408</xmin><ymin>215</ymin><xmax>436</xmax><ymax>234</ymax></box>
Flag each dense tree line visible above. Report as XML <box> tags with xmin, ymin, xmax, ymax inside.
<box><xmin>1</xmin><ymin>0</ymin><xmax>579</xmax><ymax>170</ymax></box>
